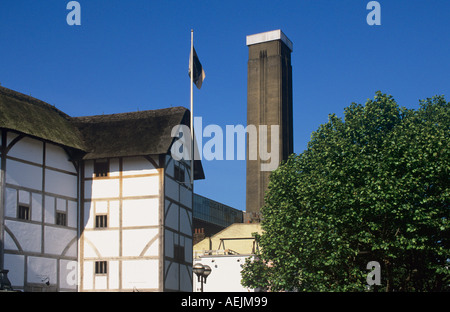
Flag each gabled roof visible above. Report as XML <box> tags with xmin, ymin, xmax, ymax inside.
<box><xmin>72</xmin><ymin>107</ymin><xmax>189</xmax><ymax>160</ymax></box>
<box><xmin>0</xmin><ymin>86</ymin><xmax>205</xmax><ymax>179</ymax></box>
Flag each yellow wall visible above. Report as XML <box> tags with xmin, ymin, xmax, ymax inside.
<box><xmin>193</xmin><ymin>223</ymin><xmax>262</xmax><ymax>256</ymax></box>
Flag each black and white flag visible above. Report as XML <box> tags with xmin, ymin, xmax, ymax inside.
<box><xmin>189</xmin><ymin>47</ymin><xmax>205</xmax><ymax>89</ymax></box>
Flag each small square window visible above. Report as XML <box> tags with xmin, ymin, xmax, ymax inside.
<box><xmin>56</xmin><ymin>212</ymin><xmax>67</xmax><ymax>226</ymax></box>
<box><xmin>174</xmin><ymin>244</ymin><xmax>185</xmax><ymax>262</ymax></box>
<box><xmin>18</xmin><ymin>205</ymin><xmax>30</xmax><ymax>220</ymax></box>
<box><xmin>95</xmin><ymin>261</ymin><xmax>107</xmax><ymax>274</ymax></box>
<box><xmin>94</xmin><ymin>160</ymin><xmax>109</xmax><ymax>177</ymax></box>
<box><xmin>95</xmin><ymin>215</ymin><xmax>108</xmax><ymax>228</ymax></box>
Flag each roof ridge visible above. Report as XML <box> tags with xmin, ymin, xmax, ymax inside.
<box><xmin>0</xmin><ymin>85</ymin><xmax>71</xmax><ymax>120</ymax></box>
<box><xmin>71</xmin><ymin>106</ymin><xmax>188</xmax><ymax>123</ymax></box>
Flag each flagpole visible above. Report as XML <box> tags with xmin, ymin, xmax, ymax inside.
<box><xmin>190</xmin><ymin>29</ymin><xmax>194</xmax><ymax>187</ymax></box>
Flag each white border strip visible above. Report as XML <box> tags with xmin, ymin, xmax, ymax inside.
<box><xmin>246</xmin><ymin>29</ymin><xmax>293</xmax><ymax>51</ymax></box>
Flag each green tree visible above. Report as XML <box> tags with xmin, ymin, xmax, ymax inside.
<box><xmin>241</xmin><ymin>92</ymin><xmax>449</xmax><ymax>291</ymax></box>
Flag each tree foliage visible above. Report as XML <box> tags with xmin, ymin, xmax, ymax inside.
<box><xmin>241</xmin><ymin>92</ymin><xmax>449</xmax><ymax>291</ymax></box>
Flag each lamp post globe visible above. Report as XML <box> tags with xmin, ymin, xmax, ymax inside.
<box><xmin>193</xmin><ymin>263</ymin><xmax>205</xmax><ymax>282</ymax></box>
<box><xmin>193</xmin><ymin>263</ymin><xmax>212</xmax><ymax>292</ymax></box>
<box><xmin>203</xmin><ymin>265</ymin><xmax>211</xmax><ymax>280</ymax></box>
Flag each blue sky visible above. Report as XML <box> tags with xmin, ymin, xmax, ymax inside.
<box><xmin>1</xmin><ymin>1</ymin><xmax>449</xmax><ymax>211</ymax></box>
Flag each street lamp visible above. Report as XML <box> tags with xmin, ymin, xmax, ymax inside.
<box><xmin>193</xmin><ymin>263</ymin><xmax>211</xmax><ymax>292</ymax></box>
<box><xmin>0</xmin><ymin>270</ymin><xmax>13</xmax><ymax>292</ymax></box>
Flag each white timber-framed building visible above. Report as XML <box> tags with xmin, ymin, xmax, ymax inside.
<box><xmin>0</xmin><ymin>86</ymin><xmax>204</xmax><ymax>292</ymax></box>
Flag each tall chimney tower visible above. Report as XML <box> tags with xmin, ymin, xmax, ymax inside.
<box><xmin>245</xmin><ymin>30</ymin><xmax>294</xmax><ymax>222</ymax></box>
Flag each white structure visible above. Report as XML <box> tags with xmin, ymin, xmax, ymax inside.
<box><xmin>193</xmin><ymin>223</ymin><xmax>262</xmax><ymax>292</ymax></box>
<box><xmin>193</xmin><ymin>252</ymin><xmax>255</xmax><ymax>292</ymax></box>
<box><xmin>0</xmin><ymin>86</ymin><xmax>204</xmax><ymax>291</ymax></box>
<box><xmin>1</xmin><ymin>135</ymin><xmax>79</xmax><ymax>291</ymax></box>
<box><xmin>246</xmin><ymin>29</ymin><xmax>293</xmax><ymax>52</ymax></box>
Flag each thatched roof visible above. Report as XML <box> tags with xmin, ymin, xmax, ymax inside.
<box><xmin>0</xmin><ymin>86</ymin><xmax>86</xmax><ymax>150</ymax></box>
<box><xmin>72</xmin><ymin>107</ymin><xmax>189</xmax><ymax>159</ymax></box>
<box><xmin>72</xmin><ymin>107</ymin><xmax>206</xmax><ymax>179</ymax></box>
<box><xmin>0</xmin><ymin>86</ymin><xmax>205</xmax><ymax>180</ymax></box>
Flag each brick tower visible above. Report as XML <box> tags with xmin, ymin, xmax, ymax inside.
<box><xmin>245</xmin><ymin>30</ymin><xmax>294</xmax><ymax>222</ymax></box>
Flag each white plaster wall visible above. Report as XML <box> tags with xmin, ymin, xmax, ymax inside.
<box><xmin>2</xmin><ymin>134</ymin><xmax>80</xmax><ymax>292</ymax></box>
<box><xmin>142</xmin><ymin>239</ymin><xmax>159</xmax><ymax>257</ymax></box>
<box><xmin>179</xmin><ymin>207</ymin><xmax>192</xmax><ymax>236</ymax></box>
<box><xmin>109</xmin><ymin>158</ymin><xmax>120</xmax><ymax>177</ymax></box>
<box><xmin>184</xmin><ymin>237</ymin><xmax>193</xmax><ymax>264</ymax></box>
<box><xmin>180</xmin><ymin>187</ymin><xmax>192</xmax><ymax>209</ymax></box>
<box><xmin>95</xmin><ymin>275</ymin><xmax>107</xmax><ymax>290</ymax></box>
<box><xmin>108</xmin><ymin>260</ymin><xmax>119</xmax><ymax>290</ymax></box>
<box><xmin>165</xmin><ymin>200</ymin><xmax>179</xmax><ymax>230</ymax></box>
<box><xmin>165</xmin><ymin>155</ymin><xmax>174</xmax><ymax>177</ymax></box>
<box><xmin>122</xmin><ymin>175</ymin><xmax>159</xmax><ymax>197</ymax></box>
<box><xmin>7</xmin><ymin>136</ymin><xmax>43</xmax><ymax>164</ymax></box>
<box><xmin>122</xmin><ymin>198</ymin><xmax>159</xmax><ymax>227</ymax></box>
<box><xmin>45</xmin><ymin>143</ymin><xmax>77</xmax><ymax>173</ymax></box>
<box><xmin>83</xmin><ymin>201</ymin><xmax>94</xmax><ymax>229</ymax></box>
<box><xmin>165</xmin><ymin>177</ymin><xmax>179</xmax><ymax>201</ymax></box>
<box><xmin>165</xmin><ymin>230</ymin><xmax>174</xmax><ymax>258</ymax></box>
<box><xmin>6</xmin><ymin>158</ymin><xmax>42</xmax><ymax>190</ymax></box>
<box><xmin>164</xmin><ymin>155</ymin><xmax>193</xmax><ymax>292</ymax></box>
<box><xmin>164</xmin><ymin>260</ymin><xmax>179</xmax><ymax>290</ymax></box>
<box><xmin>81</xmin><ymin>156</ymin><xmax>164</xmax><ymax>291</ymax></box>
<box><xmin>179</xmin><ymin>234</ymin><xmax>186</xmax><ymax>249</ymax></box>
<box><xmin>95</xmin><ymin>200</ymin><xmax>107</xmax><ymax>213</ymax></box>
<box><xmin>5</xmin><ymin>219</ymin><xmax>41</xmax><ymax>253</ymax></box>
<box><xmin>84</xmin><ymin>160</ymin><xmax>94</xmax><ymax>178</ymax></box>
<box><xmin>84</xmin><ymin>178</ymin><xmax>120</xmax><ymax>199</ymax></box>
<box><xmin>45</xmin><ymin>169</ymin><xmax>77</xmax><ymax>199</ymax></box>
<box><xmin>122</xmin><ymin>156</ymin><xmax>158</xmax><ymax>175</ymax></box>
<box><xmin>64</xmin><ymin>240</ymin><xmax>78</xmax><ymax>258</ymax></box>
<box><xmin>180</xmin><ymin>264</ymin><xmax>192</xmax><ymax>292</ymax></box>
<box><xmin>31</xmin><ymin>193</ymin><xmax>42</xmax><ymax>222</ymax></box>
<box><xmin>122</xmin><ymin>228</ymin><xmax>159</xmax><ymax>257</ymax></box>
<box><xmin>44</xmin><ymin>226</ymin><xmax>77</xmax><ymax>256</ymax></box>
<box><xmin>5</xmin><ymin>187</ymin><xmax>17</xmax><ymax>218</ymax></box>
<box><xmin>56</xmin><ymin>198</ymin><xmax>66</xmax><ymax>211</ymax></box>
<box><xmin>83</xmin><ymin>230</ymin><xmax>119</xmax><ymax>258</ymax></box>
<box><xmin>45</xmin><ymin>196</ymin><xmax>56</xmax><ymax>224</ymax></box>
<box><xmin>122</xmin><ymin>259</ymin><xmax>159</xmax><ymax>290</ymax></box>
<box><xmin>67</xmin><ymin>200</ymin><xmax>77</xmax><ymax>228</ymax></box>
<box><xmin>4</xmin><ymin>230</ymin><xmax>19</xmax><ymax>251</ymax></box>
<box><xmin>108</xmin><ymin>200</ymin><xmax>120</xmax><ymax>228</ymax></box>
<box><xmin>27</xmin><ymin>256</ymin><xmax>57</xmax><ymax>285</ymax></box>
<box><xmin>4</xmin><ymin>254</ymin><xmax>25</xmax><ymax>287</ymax></box>
<box><xmin>82</xmin><ymin>262</ymin><xmax>94</xmax><ymax>290</ymax></box>
<box><xmin>19</xmin><ymin>190</ymin><xmax>30</xmax><ymax>204</ymax></box>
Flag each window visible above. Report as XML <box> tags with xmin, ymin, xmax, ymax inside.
<box><xmin>174</xmin><ymin>244</ymin><xmax>185</xmax><ymax>262</ymax></box>
<box><xmin>174</xmin><ymin>163</ymin><xmax>185</xmax><ymax>183</ymax></box>
<box><xmin>95</xmin><ymin>215</ymin><xmax>108</xmax><ymax>228</ymax></box>
<box><xmin>94</xmin><ymin>160</ymin><xmax>109</xmax><ymax>177</ymax></box>
<box><xmin>56</xmin><ymin>212</ymin><xmax>67</xmax><ymax>226</ymax></box>
<box><xmin>18</xmin><ymin>205</ymin><xmax>30</xmax><ymax>220</ymax></box>
<box><xmin>95</xmin><ymin>261</ymin><xmax>107</xmax><ymax>274</ymax></box>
